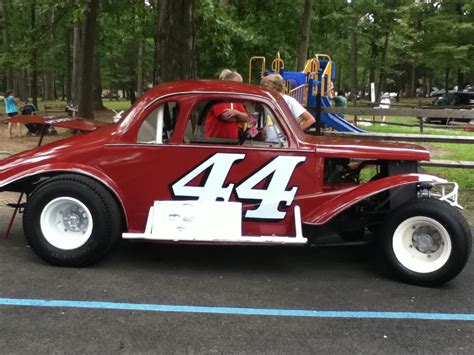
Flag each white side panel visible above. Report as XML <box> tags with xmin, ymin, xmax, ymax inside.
<box><xmin>152</xmin><ymin>200</ymin><xmax>241</xmax><ymax>239</ymax></box>
<box><xmin>122</xmin><ymin>201</ymin><xmax>307</xmax><ymax>244</ymax></box>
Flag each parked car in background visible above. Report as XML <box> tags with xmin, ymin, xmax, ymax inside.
<box><xmin>429</xmin><ymin>87</ymin><xmax>446</xmax><ymax>97</ymax></box>
<box><xmin>425</xmin><ymin>91</ymin><xmax>474</xmax><ymax>124</ymax></box>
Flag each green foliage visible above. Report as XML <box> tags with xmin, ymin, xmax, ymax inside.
<box><xmin>425</xmin><ymin>167</ymin><xmax>474</xmax><ymax>190</ymax></box>
<box><xmin>196</xmin><ymin>0</ymin><xmax>306</xmax><ymax>79</ymax></box>
<box><xmin>1</xmin><ymin>0</ymin><xmax>473</xmax><ymax>99</ymax></box>
<box><xmin>99</xmin><ymin>0</ymin><xmax>155</xmax><ymax>90</ymax></box>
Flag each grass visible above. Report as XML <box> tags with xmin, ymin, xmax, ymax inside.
<box><xmin>348</xmin><ymin>114</ymin><xmax>474</xmax><ymax>189</ymax></box>
<box><xmin>423</xmin><ymin>167</ymin><xmax>474</xmax><ymax>189</ymax></box>
<box><xmin>35</xmin><ymin>99</ymin><xmax>132</xmax><ymax>112</ymax></box>
<box><xmin>103</xmin><ymin>101</ymin><xmax>132</xmax><ymax>111</ymax></box>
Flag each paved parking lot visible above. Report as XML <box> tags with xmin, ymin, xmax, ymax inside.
<box><xmin>1</xmin><ymin>204</ymin><xmax>473</xmax><ymax>353</ymax></box>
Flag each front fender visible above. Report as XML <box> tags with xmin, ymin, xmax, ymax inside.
<box><xmin>303</xmin><ymin>173</ymin><xmax>447</xmax><ymax>226</ymax></box>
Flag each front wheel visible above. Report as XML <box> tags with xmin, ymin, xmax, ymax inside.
<box><xmin>23</xmin><ymin>174</ymin><xmax>122</xmax><ymax>266</ymax></box>
<box><xmin>380</xmin><ymin>198</ymin><xmax>472</xmax><ymax>286</ymax></box>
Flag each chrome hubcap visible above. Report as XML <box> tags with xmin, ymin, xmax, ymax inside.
<box><xmin>412</xmin><ymin>226</ymin><xmax>442</xmax><ymax>254</ymax></box>
<box><xmin>61</xmin><ymin>205</ymin><xmax>89</xmax><ymax>233</ymax></box>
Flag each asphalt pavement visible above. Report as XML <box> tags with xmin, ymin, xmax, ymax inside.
<box><xmin>1</xmin><ymin>204</ymin><xmax>473</xmax><ymax>354</ymax></box>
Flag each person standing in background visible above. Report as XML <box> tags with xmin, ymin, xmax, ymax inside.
<box><xmin>1</xmin><ymin>90</ymin><xmax>21</xmax><ymax>138</ymax></box>
<box><xmin>380</xmin><ymin>92</ymin><xmax>391</xmax><ymax>124</ymax></box>
<box><xmin>333</xmin><ymin>89</ymin><xmax>348</xmax><ymax>108</ymax></box>
<box><xmin>261</xmin><ymin>74</ymin><xmax>315</xmax><ymax>130</ymax></box>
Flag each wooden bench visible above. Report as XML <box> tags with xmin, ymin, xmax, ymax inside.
<box><xmin>44</xmin><ymin>104</ymin><xmax>66</xmax><ymax>115</ymax></box>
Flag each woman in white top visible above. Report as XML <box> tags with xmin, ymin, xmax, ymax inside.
<box><xmin>380</xmin><ymin>93</ymin><xmax>391</xmax><ymax>123</ymax></box>
<box><xmin>261</xmin><ymin>74</ymin><xmax>315</xmax><ymax>130</ymax></box>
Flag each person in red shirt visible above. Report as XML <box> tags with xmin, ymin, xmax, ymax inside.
<box><xmin>205</xmin><ymin>71</ymin><xmax>249</xmax><ymax>139</ymax></box>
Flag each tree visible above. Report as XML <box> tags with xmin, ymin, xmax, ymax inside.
<box><xmin>78</xmin><ymin>0</ymin><xmax>99</xmax><ymax>118</ymax></box>
<box><xmin>0</xmin><ymin>0</ymin><xmax>13</xmax><ymax>90</ymax></box>
<box><xmin>155</xmin><ymin>0</ymin><xmax>197</xmax><ymax>83</ymax></box>
<box><xmin>296</xmin><ymin>0</ymin><xmax>314</xmax><ymax>71</ymax></box>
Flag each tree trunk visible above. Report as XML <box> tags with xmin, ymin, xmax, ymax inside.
<box><xmin>64</xmin><ymin>28</ymin><xmax>72</xmax><ymax>102</ymax></box>
<box><xmin>0</xmin><ymin>0</ymin><xmax>13</xmax><ymax>90</ymax></box>
<box><xmin>296</xmin><ymin>0</ymin><xmax>313</xmax><ymax>71</ymax></box>
<box><xmin>350</xmin><ymin>24</ymin><xmax>357</xmax><ymax>104</ymax></box>
<box><xmin>72</xmin><ymin>22</ymin><xmax>82</xmax><ymax>104</ymax></box>
<box><xmin>376</xmin><ymin>33</ymin><xmax>390</xmax><ymax>100</ymax></box>
<box><xmin>337</xmin><ymin>64</ymin><xmax>342</xmax><ymax>91</ymax></box>
<box><xmin>93</xmin><ymin>48</ymin><xmax>105</xmax><ymax>110</ymax></box>
<box><xmin>457</xmin><ymin>69</ymin><xmax>463</xmax><ymax>91</ymax></box>
<box><xmin>18</xmin><ymin>69</ymin><xmax>28</xmax><ymax>101</ymax></box>
<box><xmin>155</xmin><ymin>0</ymin><xmax>196</xmax><ymax>83</ymax></box>
<box><xmin>396</xmin><ymin>74</ymin><xmax>402</xmax><ymax>102</ymax></box>
<box><xmin>137</xmin><ymin>38</ymin><xmax>144</xmax><ymax>97</ymax></box>
<box><xmin>30</xmin><ymin>0</ymin><xmax>38</xmax><ymax>108</ymax></box>
<box><xmin>368</xmin><ymin>41</ymin><xmax>378</xmax><ymax>90</ymax></box>
<box><xmin>43</xmin><ymin>72</ymin><xmax>55</xmax><ymax>100</ymax></box>
<box><xmin>444</xmin><ymin>68</ymin><xmax>450</xmax><ymax>95</ymax></box>
<box><xmin>78</xmin><ymin>0</ymin><xmax>99</xmax><ymax>119</ymax></box>
<box><xmin>427</xmin><ymin>72</ymin><xmax>433</xmax><ymax>98</ymax></box>
<box><xmin>410</xmin><ymin>60</ymin><xmax>417</xmax><ymax>97</ymax></box>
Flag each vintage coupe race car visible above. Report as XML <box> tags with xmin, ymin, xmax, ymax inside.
<box><xmin>0</xmin><ymin>80</ymin><xmax>471</xmax><ymax>286</ymax></box>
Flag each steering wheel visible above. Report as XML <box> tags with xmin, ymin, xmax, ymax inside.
<box><xmin>238</xmin><ymin>128</ymin><xmax>251</xmax><ymax>145</ymax></box>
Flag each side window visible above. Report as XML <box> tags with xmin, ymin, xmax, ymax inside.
<box><xmin>183</xmin><ymin>99</ymin><xmax>288</xmax><ymax>147</ymax></box>
<box><xmin>249</xmin><ymin>104</ymin><xmax>288</xmax><ymax>147</ymax></box>
<box><xmin>138</xmin><ymin>102</ymin><xmax>179</xmax><ymax>143</ymax></box>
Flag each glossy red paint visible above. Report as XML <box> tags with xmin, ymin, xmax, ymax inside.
<box><xmin>304</xmin><ymin>173</ymin><xmax>446</xmax><ymax>225</ymax></box>
<box><xmin>0</xmin><ymin>80</ymin><xmax>433</xmax><ymax>237</ymax></box>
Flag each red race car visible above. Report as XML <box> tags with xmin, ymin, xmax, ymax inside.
<box><xmin>1</xmin><ymin>80</ymin><xmax>471</xmax><ymax>286</ymax></box>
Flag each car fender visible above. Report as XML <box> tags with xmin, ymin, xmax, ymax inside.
<box><xmin>0</xmin><ymin>163</ymin><xmax>128</xmax><ymax>226</ymax></box>
<box><xmin>303</xmin><ymin>173</ymin><xmax>448</xmax><ymax>226</ymax></box>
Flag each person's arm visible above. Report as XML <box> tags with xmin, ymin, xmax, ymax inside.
<box><xmin>221</xmin><ymin>108</ymin><xmax>248</xmax><ymax>122</ymax></box>
<box><xmin>298</xmin><ymin>110</ymin><xmax>316</xmax><ymax>130</ymax></box>
<box><xmin>220</xmin><ymin>103</ymin><xmax>249</xmax><ymax>122</ymax></box>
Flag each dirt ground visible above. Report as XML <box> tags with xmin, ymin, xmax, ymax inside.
<box><xmin>1</xmin><ymin>111</ymin><xmax>473</xmax><ymax>225</ymax></box>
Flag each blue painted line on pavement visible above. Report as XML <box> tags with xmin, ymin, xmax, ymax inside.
<box><xmin>0</xmin><ymin>297</ymin><xmax>473</xmax><ymax>321</ymax></box>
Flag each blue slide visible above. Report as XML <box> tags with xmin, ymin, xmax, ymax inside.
<box><xmin>319</xmin><ymin>96</ymin><xmax>365</xmax><ymax>132</ymax></box>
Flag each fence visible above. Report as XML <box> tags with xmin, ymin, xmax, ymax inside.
<box><xmin>319</xmin><ymin>106</ymin><xmax>474</xmax><ymax>169</ymax></box>
<box><xmin>323</xmin><ymin>106</ymin><xmax>474</xmax><ymax>132</ymax></box>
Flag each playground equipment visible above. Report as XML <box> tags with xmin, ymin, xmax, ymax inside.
<box><xmin>249</xmin><ymin>53</ymin><xmax>364</xmax><ymax>133</ymax></box>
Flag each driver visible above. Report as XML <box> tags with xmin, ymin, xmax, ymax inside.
<box><xmin>205</xmin><ymin>71</ymin><xmax>249</xmax><ymax>139</ymax></box>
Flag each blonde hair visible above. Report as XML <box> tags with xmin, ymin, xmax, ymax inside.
<box><xmin>219</xmin><ymin>69</ymin><xmax>242</xmax><ymax>82</ymax></box>
<box><xmin>261</xmin><ymin>74</ymin><xmax>285</xmax><ymax>94</ymax></box>
<box><xmin>218</xmin><ymin>69</ymin><xmax>233</xmax><ymax>80</ymax></box>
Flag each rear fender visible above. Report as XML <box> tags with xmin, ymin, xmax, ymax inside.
<box><xmin>303</xmin><ymin>173</ymin><xmax>447</xmax><ymax>226</ymax></box>
<box><xmin>0</xmin><ymin>163</ymin><xmax>128</xmax><ymax>226</ymax></box>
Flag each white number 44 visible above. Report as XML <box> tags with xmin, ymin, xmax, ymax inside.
<box><xmin>171</xmin><ymin>153</ymin><xmax>306</xmax><ymax>219</ymax></box>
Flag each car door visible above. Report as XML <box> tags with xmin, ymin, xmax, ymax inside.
<box><xmin>106</xmin><ymin>93</ymin><xmax>318</xmax><ymax>237</ymax></box>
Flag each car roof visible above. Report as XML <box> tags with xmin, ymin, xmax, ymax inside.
<box><xmin>138</xmin><ymin>80</ymin><xmax>271</xmax><ymax>103</ymax></box>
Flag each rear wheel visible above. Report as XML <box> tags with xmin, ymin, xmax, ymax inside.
<box><xmin>380</xmin><ymin>198</ymin><xmax>471</xmax><ymax>286</ymax></box>
<box><xmin>23</xmin><ymin>174</ymin><xmax>122</xmax><ymax>266</ymax></box>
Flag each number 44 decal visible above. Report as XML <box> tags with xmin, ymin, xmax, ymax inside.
<box><xmin>171</xmin><ymin>153</ymin><xmax>306</xmax><ymax>219</ymax></box>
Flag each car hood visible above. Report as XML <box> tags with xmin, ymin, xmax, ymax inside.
<box><xmin>301</xmin><ymin>135</ymin><xmax>430</xmax><ymax>161</ymax></box>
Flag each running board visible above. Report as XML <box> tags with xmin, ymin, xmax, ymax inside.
<box><xmin>122</xmin><ymin>234</ymin><xmax>307</xmax><ymax>244</ymax></box>
<box><xmin>122</xmin><ymin>201</ymin><xmax>307</xmax><ymax>245</ymax></box>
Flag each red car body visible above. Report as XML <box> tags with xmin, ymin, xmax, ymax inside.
<box><xmin>0</xmin><ymin>80</ymin><xmax>470</xmax><ymax>286</ymax></box>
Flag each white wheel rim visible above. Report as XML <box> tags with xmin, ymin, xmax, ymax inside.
<box><xmin>40</xmin><ymin>197</ymin><xmax>93</xmax><ymax>250</ymax></box>
<box><xmin>392</xmin><ymin>216</ymin><xmax>452</xmax><ymax>274</ymax></box>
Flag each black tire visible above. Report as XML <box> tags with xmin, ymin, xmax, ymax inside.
<box><xmin>380</xmin><ymin>198</ymin><xmax>472</xmax><ymax>286</ymax></box>
<box><xmin>23</xmin><ymin>174</ymin><xmax>122</xmax><ymax>266</ymax></box>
